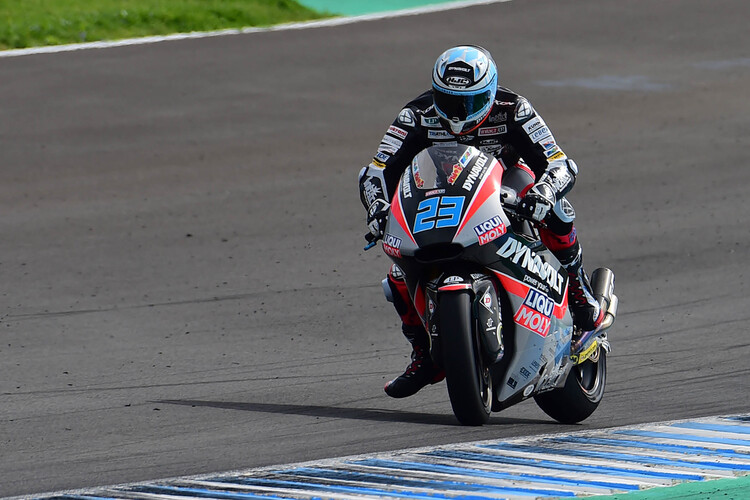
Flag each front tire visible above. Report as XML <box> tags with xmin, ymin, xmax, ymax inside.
<box><xmin>440</xmin><ymin>292</ymin><xmax>492</xmax><ymax>426</ymax></box>
<box><xmin>534</xmin><ymin>347</ymin><xmax>607</xmax><ymax>424</ymax></box>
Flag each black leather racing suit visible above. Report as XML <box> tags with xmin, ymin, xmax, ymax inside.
<box><xmin>359</xmin><ymin>86</ymin><xmax>579</xmax><ymax>246</ymax></box>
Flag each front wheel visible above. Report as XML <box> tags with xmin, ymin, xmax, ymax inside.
<box><xmin>534</xmin><ymin>347</ymin><xmax>607</xmax><ymax>424</ymax></box>
<box><xmin>440</xmin><ymin>292</ymin><xmax>492</xmax><ymax>426</ymax></box>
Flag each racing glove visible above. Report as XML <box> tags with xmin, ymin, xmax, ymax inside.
<box><xmin>366</xmin><ymin>199</ymin><xmax>390</xmax><ymax>239</ymax></box>
<box><xmin>517</xmin><ymin>181</ymin><xmax>555</xmax><ymax>222</ymax></box>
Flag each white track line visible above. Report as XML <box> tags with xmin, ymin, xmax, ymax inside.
<box><xmin>0</xmin><ymin>0</ymin><xmax>512</xmax><ymax>59</ymax></box>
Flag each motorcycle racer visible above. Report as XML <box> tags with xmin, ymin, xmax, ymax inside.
<box><xmin>359</xmin><ymin>45</ymin><xmax>604</xmax><ymax>398</ymax></box>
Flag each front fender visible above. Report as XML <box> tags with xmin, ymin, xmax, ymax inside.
<box><xmin>430</xmin><ymin>272</ymin><xmax>504</xmax><ymax>365</ymax></box>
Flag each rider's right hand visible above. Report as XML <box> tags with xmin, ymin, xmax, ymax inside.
<box><xmin>366</xmin><ymin>199</ymin><xmax>390</xmax><ymax>239</ymax></box>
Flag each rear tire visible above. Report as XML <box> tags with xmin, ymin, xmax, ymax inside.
<box><xmin>440</xmin><ymin>292</ymin><xmax>492</xmax><ymax>426</ymax></box>
<box><xmin>534</xmin><ymin>348</ymin><xmax>607</xmax><ymax>424</ymax></box>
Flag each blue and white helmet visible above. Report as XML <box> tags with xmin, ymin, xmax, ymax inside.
<box><xmin>432</xmin><ymin>45</ymin><xmax>498</xmax><ymax>135</ymax></box>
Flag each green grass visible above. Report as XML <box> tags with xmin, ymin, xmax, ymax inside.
<box><xmin>0</xmin><ymin>0</ymin><xmax>333</xmax><ymax>50</ymax></box>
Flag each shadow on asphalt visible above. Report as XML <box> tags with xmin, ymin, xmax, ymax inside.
<box><xmin>156</xmin><ymin>399</ymin><xmax>552</xmax><ymax>427</ymax></box>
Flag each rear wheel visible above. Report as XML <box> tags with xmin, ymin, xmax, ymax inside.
<box><xmin>534</xmin><ymin>347</ymin><xmax>607</xmax><ymax>424</ymax></box>
<box><xmin>440</xmin><ymin>292</ymin><xmax>492</xmax><ymax>426</ymax></box>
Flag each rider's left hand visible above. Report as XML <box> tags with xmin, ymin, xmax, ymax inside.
<box><xmin>517</xmin><ymin>181</ymin><xmax>555</xmax><ymax>222</ymax></box>
<box><xmin>366</xmin><ymin>198</ymin><xmax>390</xmax><ymax>239</ymax></box>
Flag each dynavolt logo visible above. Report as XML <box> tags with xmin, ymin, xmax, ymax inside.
<box><xmin>461</xmin><ymin>154</ymin><xmax>489</xmax><ymax>191</ymax></box>
<box><xmin>497</xmin><ymin>238</ymin><xmax>564</xmax><ymax>294</ymax></box>
<box><xmin>401</xmin><ymin>177</ymin><xmax>412</xmax><ymax>199</ymax></box>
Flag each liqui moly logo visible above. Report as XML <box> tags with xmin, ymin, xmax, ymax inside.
<box><xmin>514</xmin><ymin>289</ymin><xmax>554</xmax><ymax>337</ymax></box>
<box><xmin>473</xmin><ymin>216</ymin><xmax>506</xmax><ymax>245</ymax></box>
<box><xmin>382</xmin><ymin>234</ymin><xmax>402</xmax><ymax>258</ymax></box>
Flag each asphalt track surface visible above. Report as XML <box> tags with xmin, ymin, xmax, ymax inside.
<box><xmin>1</xmin><ymin>0</ymin><xmax>748</xmax><ymax>497</ymax></box>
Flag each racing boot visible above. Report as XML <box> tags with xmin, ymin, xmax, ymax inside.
<box><xmin>558</xmin><ymin>244</ymin><xmax>604</xmax><ymax>332</ymax></box>
<box><xmin>384</xmin><ymin>325</ymin><xmax>445</xmax><ymax>398</ymax></box>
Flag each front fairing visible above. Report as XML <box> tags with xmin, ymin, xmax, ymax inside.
<box><xmin>383</xmin><ymin>146</ymin><xmax>509</xmax><ymax>260</ymax></box>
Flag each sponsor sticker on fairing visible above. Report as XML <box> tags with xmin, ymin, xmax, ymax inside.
<box><xmin>459</xmin><ymin>148</ymin><xmax>476</xmax><ymax>167</ymax></box>
<box><xmin>401</xmin><ymin>177</ymin><xmax>412</xmax><ymax>198</ymax></box>
<box><xmin>473</xmin><ymin>216</ymin><xmax>506</xmax><ymax>245</ymax></box>
<box><xmin>497</xmin><ymin>237</ymin><xmax>564</xmax><ymax>294</ymax></box>
<box><xmin>413</xmin><ymin>166</ymin><xmax>425</xmax><ymax>188</ymax></box>
<box><xmin>481</xmin><ymin>290</ymin><xmax>494</xmax><ymax>311</ymax></box>
<box><xmin>447</xmin><ymin>164</ymin><xmax>463</xmax><ymax>184</ymax></box>
<box><xmin>382</xmin><ymin>234</ymin><xmax>402</xmax><ymax>258</ymax></box>
<box><xmin>513</xmin><ymin>289</ymin><xmax>554</xmax><ymax>337</ymax></box>
<box><xmin>461</xmin><ymin>154</ymin><xmax>489</xmax><ymax>191</ymax></box>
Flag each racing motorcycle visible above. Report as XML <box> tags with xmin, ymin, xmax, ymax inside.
<box><xmin>365</xmin><ymin>144</ymin><xmax>617</xmax><ymax>426</ymax></box>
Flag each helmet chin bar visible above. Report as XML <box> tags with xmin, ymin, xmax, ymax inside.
<box><xmin>449</xmin><ymin>119</ymin><xmax>465</xmax><ymax>135</ymax></box>
<box><xmin>444</xmin><ymin>115</ymin><xmax>486</xmax><ymax>136</ymax></box>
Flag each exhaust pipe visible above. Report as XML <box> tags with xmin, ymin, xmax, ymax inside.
<box><xmin>591</xmin><ymin>268</ymin><xmax>617</xmax><ymax>330</ymax></box>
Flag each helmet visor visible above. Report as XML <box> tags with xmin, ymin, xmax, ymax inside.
<box><xmin>433</xmin><ymin>87</ymin><xmax>494</xmax><ymax>123</ymax></box>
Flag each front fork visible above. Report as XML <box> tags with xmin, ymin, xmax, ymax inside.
<box><xmin>424</xmin><ymin>272</ymin><xmax>505</xmax><ymax>368</ymax></box>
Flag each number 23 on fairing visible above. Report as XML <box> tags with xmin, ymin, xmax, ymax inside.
<box><xmin>413</xmin><ymin>196</ymin><xmax>465</xmax><ymax>233</ymax></box>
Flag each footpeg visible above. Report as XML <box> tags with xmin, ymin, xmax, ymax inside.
<box><xmin>572</xmin><ymin>268</ymin><xmax>617</xmax><ymax>355</ymax></box>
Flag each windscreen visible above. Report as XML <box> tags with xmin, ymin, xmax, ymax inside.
<box><xmin>410</xmin><ymin>145</ymin><xmax>478</xmax><ymax>190</ymax></box>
